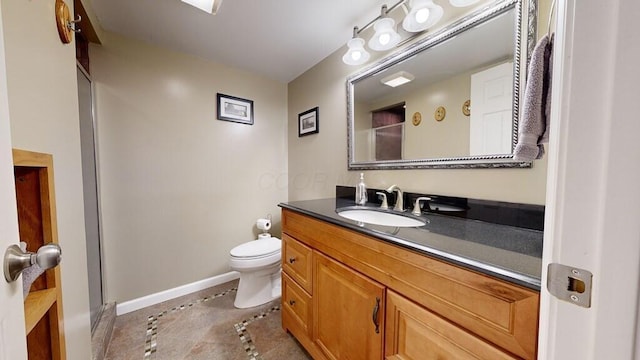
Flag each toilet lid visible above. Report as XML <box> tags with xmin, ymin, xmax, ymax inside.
<box><xmin>230</xmin><ymin>238</ymin><xmax>281</xmax><ymax>258</ymax></box>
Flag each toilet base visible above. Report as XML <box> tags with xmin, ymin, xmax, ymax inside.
<box><xmin>233</xmin><ymin>268</ymin><xmax>282</xmax><ymax>309</ymax></box>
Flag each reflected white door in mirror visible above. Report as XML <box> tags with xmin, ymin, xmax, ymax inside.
<box><xmin>470</xmin><ymin>61</ymin><xmax>514</xmax><ymax>155</ymax></box>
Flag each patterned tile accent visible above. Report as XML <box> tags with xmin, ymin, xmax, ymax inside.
<box><xmin>234</xmin><ymin>305</ymin><xmax>281</xmax><ymax>360</ymax></box>
<box><xmin>143</xmin><ymin>287</ymin><xmax>237</xmax><ymax>359</ymax></box>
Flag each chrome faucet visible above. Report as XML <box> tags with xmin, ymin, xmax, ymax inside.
<box><xmin>412</xmin><ymin>197</ymin><xmax>432</xmax><ymax>216</ymax></box>
<box><xmin>386</xmin><ymin>185</ymin><xmax>404</xmax><ymax>212</ymax></box>
<box><xmin>376</xmin><ymin>192</ymin><xmax>389</xmax><ymax>209</ymax></box>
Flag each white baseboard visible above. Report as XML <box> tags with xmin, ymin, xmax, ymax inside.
<box><xmin>116</xmin><ymin>271</ymin><xmax>240</xmax><ymax>316</ymax></box>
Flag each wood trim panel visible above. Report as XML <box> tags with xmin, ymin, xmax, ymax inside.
<box><xmin>27</xmin><ymin>311</ymin><xmax>54</xmax><ymax>360</ymax></box>
<box><xmin>13</xmin><ymin>149</ymin><xmax>54</xmax><ymax>167</ymax></box>
<box><xmin>14</xmin><ymin>167</ymin><xmax>48</xmax><ymax>292</ymax></box>
<box><xmin>282</xmin><ymin>209</ymin><xmax>539</xmax><ymax>359</ymax></box>
<box><xmin>24</xmin><ymin>289</ymin><xmax>57</xmax><ymax>334</ymax></box>
<box><xmin>73</xmin><ymin>0</ymin><xmax>101</xmax><ymax>44</ymax></box>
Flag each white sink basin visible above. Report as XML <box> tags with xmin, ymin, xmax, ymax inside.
<box><xmin>337</xmin><ymin>208</ymin><xmax>426</xmax><ymax>228</ymax></box>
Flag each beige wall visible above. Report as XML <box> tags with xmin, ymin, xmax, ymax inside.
<box><xmin>403</xmin><ymin>70</ymin><xmax>471</xmax><ymax>158</ymax></box>
<box><xmin>288</xmin><ymin>1</ymin><xmax>550</xmax><ymax>205</ymax></box>
<box><xmin>1</xmin><ymin>0</ymin><xmax>92</xmax><ymax>358</ymax></box>
<box><xmin>91</xmin><ymin>32</ymin><xmax>288</xmax><ymax>303</ymax></box>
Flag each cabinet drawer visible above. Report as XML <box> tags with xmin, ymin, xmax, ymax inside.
<box><xmin>385</xmin><ymin>290</ymin><xmax>518</xmax><ymax>360</ymax></box>
<box><xmin>282</xmin><ymin>234</ymin><xmax>313</xmax><ymax>293</ymax></box>
<box><xmin>282</xmin><ymin>273</ymin><xmax>312</xmax><ymax>337</ymax></box>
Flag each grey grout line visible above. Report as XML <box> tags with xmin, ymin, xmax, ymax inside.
<box><xmin>233</xmin><ymin>305</ymin><xmax>281</xmax><ymax>360</ymax></box>
<box><xmin>143</xmin><ymin>287</ymin><xmax>237</xmax><ymax>359</ymax></box>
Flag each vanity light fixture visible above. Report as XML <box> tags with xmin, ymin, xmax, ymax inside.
<box><xmin>343</xmin><ymin>27</ymin><xmax>371</xmax><ymax>66</ymax></box>
<box><xmin>448</xmin><ymin>0</ymin><xmax>482</xmax><ymax>7</ymax></box>
<box><xmin>381</xmin><ymin>71</ymin><xmax>415</xmax><ymax>87</ymax></box>
<box><xmin>402</xmin><ymin>0</ymin><xmax>444</xmax><ymax>32</ymax></box>
<box><xmin>368</xmin><ymin>5</ymin><xmax>402</xmax><ymax>51</ymax></box>
<box><xmin>342</xmin><ymin>0</ymin><xmax>445</xmax><ymax>65</ymax></box>
<box><xmin>181</xmin><ymin>0</ymin><xmax>223</xmax><ymax>14</ymax></box>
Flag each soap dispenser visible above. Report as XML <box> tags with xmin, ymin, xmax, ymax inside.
<box><xmin>355</xmin><ymin>173</ymin><xmax>368</xmax><ymax>205</ymax></box>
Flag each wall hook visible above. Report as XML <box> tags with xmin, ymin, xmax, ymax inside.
<box><xmin>67</xmin><ymin>14</ymin><xmax>82</xmax><ymax>33</ymax></box>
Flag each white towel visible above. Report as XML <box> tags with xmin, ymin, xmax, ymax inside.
<box><xmin>514</xmin><ymin>34</ymin><xmax>554</xmax><ymax>161</ymax></box>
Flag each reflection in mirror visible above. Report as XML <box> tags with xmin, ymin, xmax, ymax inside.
<box><xmin>347</xmin><ymin>0</ymin><xmax>537</xmax><ymax>169</ymax></box>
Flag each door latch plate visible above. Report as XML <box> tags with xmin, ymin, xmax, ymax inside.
<box><xmin>547</xmin><ymin>263</ymin><xmax>593</xmax><ymax>308</ymax></box>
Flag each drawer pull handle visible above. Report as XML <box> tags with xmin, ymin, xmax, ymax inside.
<box><xmin>288</xmin><ymin>257</ymin><xmax>296</xmax><ymax>264</ymax></box>
<box><xmin>289</xmin><ymin>300</ymin><xmax>296</xmax><ymax>306</ymax></box>
<box><xmin>372</xmin><ymin>297</ymin><xmax>380</xmax><ymax>334</ymax></box>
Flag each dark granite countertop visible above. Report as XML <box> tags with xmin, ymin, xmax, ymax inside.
<box><xmin>279</xmin><ymin>198</ymin><xmax>543</xmax><ymax>290</ymax></box>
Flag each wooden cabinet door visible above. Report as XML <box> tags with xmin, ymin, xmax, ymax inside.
<box><xmin>313</xmin><ymin>252</ymin><xmax>385</xmax><ymax>360</ymax></box>
<box><xmin>385</xmin><ymin>290</ymin><xmax>518</xmax><ymax>360</ymax></box>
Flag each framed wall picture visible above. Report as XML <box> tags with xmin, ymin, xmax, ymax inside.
<box><xmin>217</xmin><ymin>93</ymin><xmax>254</xmax><ymax>125</ymax></box>
<box><xmin>298</xmin><ymin>107</ymin><xmax>319</xmax><ymax>137</ymax></box>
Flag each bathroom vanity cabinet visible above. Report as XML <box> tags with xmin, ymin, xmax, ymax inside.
<box><xmin>281</xmin><ymin>208</ymin><xmax>540</xmax><ymax>360</ymax></box>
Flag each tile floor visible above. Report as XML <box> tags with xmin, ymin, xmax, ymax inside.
<box><xmin>104</xmin><ymin>280</ymin><xmax>312</xmax><ymax>360</ymax></box>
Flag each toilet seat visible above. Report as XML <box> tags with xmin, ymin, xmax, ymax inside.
<box><xmin>230</xmin><ymin>238</ymin><xmax>281</xmax><ymax>259</ymax></box>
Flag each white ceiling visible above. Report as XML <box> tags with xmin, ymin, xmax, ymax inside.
<box><xmin>91</xmin><ymin>0</ymin><xmax>394</xmax><ymax>83</ymax></box>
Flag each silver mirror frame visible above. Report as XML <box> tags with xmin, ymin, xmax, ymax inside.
<box><xmin>347</xmin><ymin>0</ymin><xmax>537</xmax><ymax>170</ymax></box>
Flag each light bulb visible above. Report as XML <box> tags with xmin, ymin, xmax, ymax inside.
<box><xmin>415</xmin><ymin>8</ymin><xmax>430</xmax><ymax>23</ymax></box>
<box><xmin>368</xmin><ymin>17</ymin><xmax>401</xmax><ymax>51</ymax></box>
<box><xmin>379</xmin><ymin>33</ymin><xmax>391</xmax><ymax>45</ymax></box>
<box><xmin>351</xmin><ymin>51</ymin><xmax>362</xmax><ymax>61</ymax></box>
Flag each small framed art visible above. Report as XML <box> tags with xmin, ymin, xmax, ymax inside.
<box><xmin>298</xmin><ymin>107</ymin><xmax>319</xmax><ymax>137</ymax></box>
<box><xmin>217</xmin><ymin>93</ymin><xmax>254</xmax><ymax>125</ymax></box>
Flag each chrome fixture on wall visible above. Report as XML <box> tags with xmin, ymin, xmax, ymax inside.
<box><xmin>343</xmin><ymin>0</ymin><xmax>483</xmax><ymax>65</ymax></box>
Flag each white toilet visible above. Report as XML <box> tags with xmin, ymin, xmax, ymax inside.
<box><xmin>229</xmin><ymin>236</ymin><xmax>282</xmax><ymax>308</ymax></box>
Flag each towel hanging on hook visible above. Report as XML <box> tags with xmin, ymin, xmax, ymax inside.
<box><xmin>514</xmin><ymin>1</ymin><xmax>556</xmax><ymax>162</ymax></box>
<box><xmin>547</xmin><ymin>0</ymin><xmax>557</xmax><ymax>35</ymax></box>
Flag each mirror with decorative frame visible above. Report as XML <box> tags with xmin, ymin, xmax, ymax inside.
<box><xmin>347</xmin><ymin>0</ymin><xmax>537</xmax><ymax>170</ymax></box>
